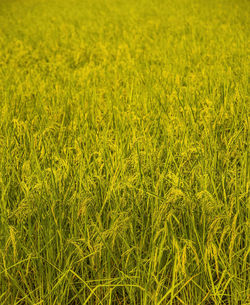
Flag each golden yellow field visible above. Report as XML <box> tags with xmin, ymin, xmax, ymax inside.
<box><xmin>0</xmin><ymin>0</ymin><xmax>249</xmax><ymax>304</ymax></box>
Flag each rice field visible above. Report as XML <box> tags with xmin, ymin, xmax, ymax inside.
<box><xmin>0</xmin><ymin>0</ymin><xmax>249</xmax><ymax>304</ymax></box>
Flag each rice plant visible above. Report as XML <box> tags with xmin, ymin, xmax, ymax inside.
<box><xmin>0</xmin><ymin>0</ymin><xmax>249</xmax><ymax>304</ymax></box>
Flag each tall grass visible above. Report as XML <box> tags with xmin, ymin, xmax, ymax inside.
<box><xmin>0</xmin><ymin>0</ymin><xmax>249</xmax><ymax>304</ymax></box>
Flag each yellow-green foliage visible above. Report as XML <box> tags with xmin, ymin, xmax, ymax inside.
<box><xmin>0</xmin><ymin>0</ymin><xmax>249</xmax><ymax>304</ymax></box>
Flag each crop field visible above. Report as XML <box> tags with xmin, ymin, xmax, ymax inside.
<box><xmin>0</xmin><ymin>0</ymin><xmax>249</xmax><ymax>304</ymax></box>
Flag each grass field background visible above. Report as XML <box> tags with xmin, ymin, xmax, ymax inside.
<box><xmin>0</xmin><ymin>0</ymin><xmax>249</xmax><ymax>304</ymax></box>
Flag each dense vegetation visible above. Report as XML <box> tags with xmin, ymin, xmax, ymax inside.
<box><xmin>0</xmin><ymin>0</ymin><xmax>249</xmax><ymax>304</ymax></box>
